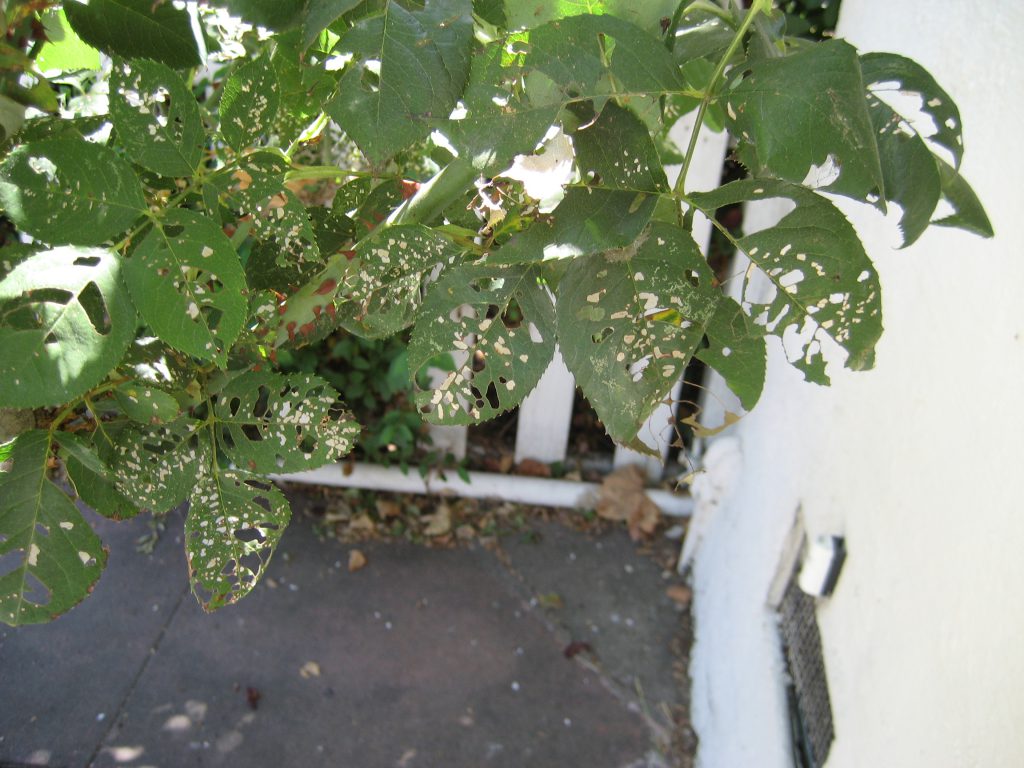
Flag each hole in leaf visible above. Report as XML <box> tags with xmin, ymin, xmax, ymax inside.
<box><xmin>73</xmin><ymin>256</ymin><xmax>101</xmax><ymax>267</ymax></box>
<box><xmin>484</xmin><ymin>382</ymin><xmax>500</xmax><ymax>410</ymax></box>
<box><xmin>234</xmin><ymin>527</ymin><xmax>265</xmax><ymax>544</ymax></box>
<box><xmin>592</xmin><ymin>327</ymin><xmax>614</xmax><ymax>344</ymax></box>
<box><xmin>78</xmin><ymin>281</ymin><xmax>112</xmax><ymax>335</ymax></box>
<box><xmin>472</xmin><ymin>350</ymin><xmax>486</xmax><ymax>373</ymax></box>
<box><xmin>22</xmin><ymin>572</ymin><xmax>52</xmax><ymax>607</ymax></box>
<box><xmin>25</xmin><ymin>288</ymin><xmax>73</xmax><ymax>305</ymax></box>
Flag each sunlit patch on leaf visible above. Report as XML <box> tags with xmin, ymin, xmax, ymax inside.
<box><xmin>0</xmin><ymin>247</ymin><xmax>136</xmax><ymax>408</ymax></box>
<box><xmin>186</xmin><ymin>469</ymin><xmax>290</xmax><ymax>611</ymax></box>
<box><xmin>409</xmin><ymin>263</ymin><xmax>556</xmax><ymax>424</ymax></box>
<box><xmin>0</xmin><ymin>430</ymin><xmax>107</xmax><ymax>626</ymax></box>
<box><xmin>214</xmin><ymin>370</ymin><xmax>359</xmax><ymax>473</ymax></box>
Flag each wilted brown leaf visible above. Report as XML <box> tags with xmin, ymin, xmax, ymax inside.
<box><xmin>375</xmin><ymin>499</ymin><xmax>401</xmax><ymax>519</ymax></box>
<box><xmin>666</xmin><ymin>585</ymin><xmax>692</xmax><ymax>606</ymax></box>
<box><xmin>516</xmin><ymin>458</ymin><xmax>551</xmax><ymax>477</ymax></box>
<box><xmin>348</xmin><ymin>549</ymin><xmax>367</xmax><ymax>572</ymax></box>
<box><xmin>596</xmin><ymin>465</ymin><xmax>661</xmax><ymax>541</ymax></box>
<box><xmin>423</xmin><ymin>503</ymin><xmax>452</xmax><ymax>537</ymax></box>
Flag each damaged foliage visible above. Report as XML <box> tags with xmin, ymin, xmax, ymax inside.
<box><xmin>0</xmin><ymin>0</ymin><xmax>990</xmax><ymax>623</ymax></box>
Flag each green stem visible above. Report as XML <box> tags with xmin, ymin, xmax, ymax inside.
<box><xmin>673</xmin><ymin>1</ymin><xmax>766</xmax><ymax>224</ymax></box>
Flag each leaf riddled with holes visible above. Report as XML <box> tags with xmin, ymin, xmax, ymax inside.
<box><xmin>0</xmin><ymin>430</ymin><xmax>107</xmax><ymax>626</ymax></box>
<box><xmin>0</xmin><ymin>139</ymin><xmax>146</xmax><ymax>246</ymax></box>
<box><xmin>0</xmin><ymin>247</ymin><xmax>136</xmax><ymax>408</ymax></box>
<box><xmin>186</xmin><ymin>469</ymin><xmax>291</xmax><ymax>611</ymax></box>
<box><xmin>689</xmin><ymin>179</ymin><xmax>883</xmax><ymax>384</ymax></box>
<box><xmin>725</xmin><ymin>40</ymin><xmax>884</xmax><ymax>205</ymax></box>
<box><xmin>557</xmin><ymin>223</ymin><xmax>720</xmax><ymax>445</ymax></box>
<box><xmin>859</xmin><ymin>53</ymin><xmax>963</xmax><ymax>247</ymax></box>
<box><xmin>214</xmin><ymin>370</ymin><xmax>359</xmax><ymax>473</ymax></box>
<box><xmin>337</xmin><ymin>224</ymin><xmax>461</xmax><ymax>338</ymax></box>
<box><xmin>122</xmin><ymin>210</ymin><xmax>248</xmax><ymax>366</ymax></box>
<box><xmin>220</xmin><ymin>56</ymin><xmax>281</xmax><ymax>152</ymax></box>
<box><xmin>409</xmin><ymin>263</ymin><xmax>556</xmax><ymax>424</ymax></box>
<box><xmin>114</xmin><ymin>418</ymin><xmax>205</xmax><ymax>513</ymax></box>
<box><xmin>110</xmin><ymin>58</ymin><xmax>205</xmax><ymax>179</ymax></box>
<box><xmin>63</xmin><ymin>0</ymin><xmax>201</xmax><ymax>69</ymax></box>
<box><xmin>326</xmin><ymin>2</ymin><xmax>468</xmax><ymax>164</ymax></box>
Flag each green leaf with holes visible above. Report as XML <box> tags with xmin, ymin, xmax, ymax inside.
<box><xmin>0</xmin><ymin>430</ymin><xmax>106</xmax><ymax>626</ymax></box>
<box><xmin>574</xmin><ymin>101</ymin><xmax>668</xmax><ymax>193</ymax></box>
<box><xmin>186</xmin><ymin>469</ymin><xmax>291</xmax><ymax>611</ymax></box>
<box><xmin>338</xmin><ymin>224</ymin><xmax>461</xmax><ymax>338</ymax></box>
<box><xmin>63</xmin><ymin>0</ymin><xmax>201</xmax><ymax>69</ymax></box>
<box><xmin>214</xmin><ymin>371</ymin><xmax>359</xmax><ymax>473</ymax></box>
<box><xmin>860</xmin><ymin>52</ymin><xmax>963</xmax><ymax>169</ymax></box>
<box><xmin>726</xmin><ymin>39</ymin><xmax>884</xmax><ymax>205</ymax></box>
<box><xmin>122</xmin><ymin>210</ymin><xmax>248</xmax><ymax>366</ymax></box>
<box><xmin>326</xmin><ymin>3</ymin><xmax>465</xmax><ymax>164</ymax></box>
<box><xmin>220</xmin><ymin>56</ymin><xmax>281</xmax><ymax>152</ymax></box>
<box><xmin>695</xmin><ymin>298</ymin><xmax>767</xmax><ymax>412</ymax></box>
<box><xmin>0</xmin><ymin>247</ymin><xmax>136</xmax><ymax>408</ymax></box>
<box><xmin>113</xmin><ymin>417</ymin><xmax>204</xmax><ymax>513</ymax></box>
<box><xmin>689</xmin><ymin>179</ymin><xmax>883</xmax><ymax>384</ymax></box>
<box><xmin>556</xmin><ymin>223</ymin><xmax>720</xmax><ymax>445</ymax></box>
<box><xmin>409</xmin><ymin>263</ymin><xmax>556</xmax><ymax>424</ymax></box>
<box><xmin>113</xmin><ymin>381</ymin><xmax>181</xmax><ymax>424</ymax></box>
<box><xmin>0</xmin><ymin>139</ymin><xmax>146</xmax><ymax>246</ymax></box>
<box><xmin>56</xmin><ymin>431</ymin><xmax>141</xmax><ymax>521</ymax></box>
<box><xmin>109</xmin><ymin>59</ymin><xmax>205</xmax><ymax>178</ymax></box>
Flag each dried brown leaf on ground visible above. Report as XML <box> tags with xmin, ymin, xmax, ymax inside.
<box><xmin>516</xmin><ymin>458</ymin><xmax>552</xmax><ymax>477</ymax></box>
<box><xmin>423</xmin><ymin>502</ymin><xmax>452</xmax><ymax>536</ymax></box>
<box><xmin>596</xmin><ymin>465</ymin><xmax>661</xmax><ymax>541</ymax></box>
<box><xmin>375</xmin><ymin>498</ymin><xmax>401</xmax><ymax>519</ymax></box>
<box><xmin>348</xmin><ymin>549</ymin><xmax>367</xmax><ymax>572</ymax></box>
<box><xmin>666</xmin><ymin>585</ymin><xmax>692</xmax><ymax>607</ymax></box>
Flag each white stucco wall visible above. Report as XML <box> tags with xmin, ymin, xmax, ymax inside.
<box><xmin>690</xmin><ymin>3</ymin><xmax>1024</xmax><ymax>767</ymax></box>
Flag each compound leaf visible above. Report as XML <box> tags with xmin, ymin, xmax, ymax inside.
<box><xmin>0</xmin><ymin>247</ymin><xmax>136</xmax><ymax>408</ymax></box>
<box><xmin>186</xmin><ymin>469</ymin><xmax>291</xmax><ymax>611</ymax></box>
<box><xmin>0</xmin><ymin>430</ymin><xmax>106</xmax><ymax>626</ymax></box>
<box><xmin>109</xmin><ymin>58</ymin><xmax>204</xmax><ymax>178</ymax></box>
<box><xmin>0</xmin><ymin>139</ymin><xmax>146</xmax><ymax>246</ymax></box>
<box><xmin>410</xmin><ymin>263</ymin><xmax>556</xmax><ymax>424</ymax></box>
<box><xmin>122</xmin><ymin>210</ymin><xmax>248</xmax><ymax>366</ymax></box>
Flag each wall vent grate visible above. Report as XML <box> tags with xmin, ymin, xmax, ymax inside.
<box><xmin>779</xmin><ymin>577</ymin><xmax>834</xmax><ymax>768</ymax></box>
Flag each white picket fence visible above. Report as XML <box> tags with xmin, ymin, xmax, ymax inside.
<box><xmin>282</xmin><ymin>114</ymin><xmax>729</xmax><ymax>518</ymax></box>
